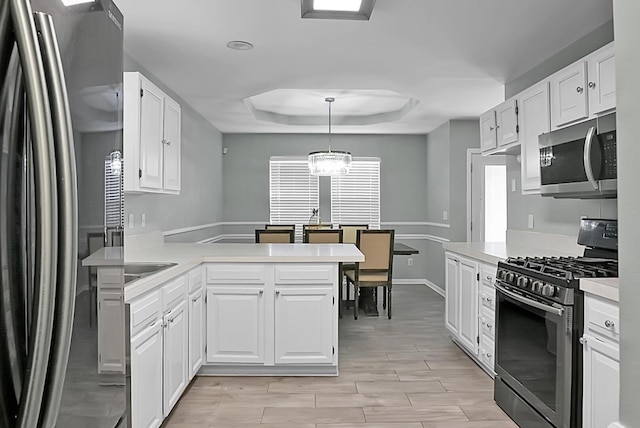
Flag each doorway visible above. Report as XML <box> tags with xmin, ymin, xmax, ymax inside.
<box><xmin>467</xmin><ymin>150</ymin><xmax>507</xmax><ymax>242</ymax></box>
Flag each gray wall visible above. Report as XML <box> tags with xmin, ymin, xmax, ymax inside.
<box><xmin>613</xmin><ymin>1</ymin><xmax>640</xmax><ymax>426</ymax></box>
<box><xmin>221</xmin><ymin>133</ymin><xmax>431</xmax><ymax>281</ymax></box>
<box><xmin>424</xmin><ymin>120</ymin><xmax>480</xmax><ymax>290</ymax></box>
<box><xmin>123</xmin><ymin>54</ymin><xmax>224</xmax><ymax>242</ymax></box>
<box><xmin>504</xmin><ymin>23</ymin><xmax>617</xmax><ymax>237</ymax></box>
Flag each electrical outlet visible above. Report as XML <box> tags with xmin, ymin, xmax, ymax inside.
<box><xmin>408</xmin><ymin>258</ymin><xmax>413</xmax><ymax>267</ymax></box>
<box><xmin>141</xmin><ymin>214</ymin><xmax>146</xmax><ymax>227</ymax></box>
<box><xmin>128</xmin><ymin>213</ymin><xmax>134</xmax><ymax>229</ymax></box>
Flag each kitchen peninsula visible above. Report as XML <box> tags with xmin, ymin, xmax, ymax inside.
<box><xmin>84</xmin><ymin>232</ymin><xmax>363</xmax><ymax>427</ymax></box>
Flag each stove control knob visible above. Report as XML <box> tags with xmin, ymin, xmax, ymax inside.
<box><xmin>517</xmin><ymin>276</ymin><xmax>530</xmax><ymax>288</ymax></box>
<box><xmin>542</xmin><ymin>284</ymin><xmax>556</xmax><ymax>297</ymax></box>
<box><xmin>532</xmin><ymin>281</ymin><xmax>543</xmax><ymax>293</ymax></box>
<box><xmin>497</xmin><ymin>270</ymin><xmax>506</xmax><ymax>281</ymax></box>
<box><xmin>506</xmin><ymin>272</ymin><xmax>515</xmax><ymax>284</ymax></box>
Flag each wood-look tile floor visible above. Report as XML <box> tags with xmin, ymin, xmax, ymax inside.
<box><xmin>163</xmin><ymin>285</ymin><xmax>518</xmax><ymax>428</ymax></box>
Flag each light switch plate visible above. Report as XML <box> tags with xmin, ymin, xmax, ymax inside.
<box><xmin>141</xmin><ymin>214</ymin><xmax>146</xmax><ymax>227</ymax></box>
<box><xmin>528</xmin><ymin>214</ymin><xmax>535</xmax><ymax>229</ymax></box>
<box><xmin>511</xmin><ymin>179</ymin><xmax>517</xmax><ymax>192</ymax></box>
<box><xmin>443</xmin><ymin>211</ymin><xmax>448</xmax><ymax>221</ymax></box>
<box><xmin>128</xmin><ymin>213</ymin><xmax>134</xmax><ymax>229</ymax></box>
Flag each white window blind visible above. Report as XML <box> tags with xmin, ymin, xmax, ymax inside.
<box><xmin>269</xmin><ymin>157</ymin><xmax>319</xmax><ymax>241</ymax></box>
<box><xmin>331</xmin><ymin>158</ymin><xmax>380</xmax><ymax>229</ymax></box>
<box><xmin>104</xmin><ymin>158</ymin><xmax>124</xmax><ymax>229</ymax></box>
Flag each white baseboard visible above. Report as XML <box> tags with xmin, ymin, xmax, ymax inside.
<box><xmin>393</xmin><ymin>279</ymin><xmax>445</xmax><ymax>297</ymax></box>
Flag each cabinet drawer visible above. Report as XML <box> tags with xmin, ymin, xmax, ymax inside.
<box><xmin>188</xmin><ymin>267</ymin><xmax>203</xmax><ymax>294</ymax></box>
<box><xmin>480</xmin><ymin>285</ymin><xmax>496</xmax><ymax>311</ymax></box>
<box><xmin>274</xmin><ymin>264</ymin><xmax>335</xmax><ymax>285</ymax></box>
<box><xmin>130</xmin><ymin>290</ymin><xmax>162</xmax><ymax>338</ymax></box>
<box><xmin>206</xmin><ymin>264</ymin><xmax>266</xmax><ymax>284</ymax></box>
<box><xmin>480</xmin><ymin>264</ymin><xmax>496</xmax><ymax>287</ymax></box>
<box><xmin>479</xmin><ymin>335</ymin><xmax>495</xmax><ymax>370</ymax></box>
<box><xmin>163</xmin><ymin>275</ymin><xmax>187</xmax><ymax>312</ymax></box>
<box><xmin>98</xmin><ymin>267</ymin><xmax>124</xmax><ymax>288</ymax></box>
<box><xmin>585</xmin><ymin>294</ymin><xmax>619</xmax><ymax>342</ymax></box>
<box><xmin>479</xmin><ymin>307</ymin><xmax>495</xmax><ymax>340</ymax></box>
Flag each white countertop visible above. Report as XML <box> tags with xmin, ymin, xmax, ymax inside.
<box><xmin>580</xmin><ymin>277</ymin><xmax>619</xmax><ymax>302</ymax></box>
<box><xmin>99</xmin><ymin>242</ymin><xmax>364</xmax><ymax>302</ymax></box>
<box><xmin>82</xmin><ymin>246</ymin><xmax>124</xmax><ymax>266</ymax></box>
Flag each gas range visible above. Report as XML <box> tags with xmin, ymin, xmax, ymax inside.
<box><xmin>497</xmin><ymin>256</ymin><xmax>618</xmax><ymax>305</ymax></box>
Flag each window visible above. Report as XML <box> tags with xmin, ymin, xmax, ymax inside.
<box><xmin>269</xmin><ymin>157</ymin><xmax>319</xmax><ymax>241</ymax></box>
<box><xmin>331</xmin><ymin>158</ymin><xmax>380</xmax><ymax>229</ymax></box>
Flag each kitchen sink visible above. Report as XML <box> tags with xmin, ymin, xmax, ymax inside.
<box><xmin>123</xmin><ymin>262</ymin><xmax>177</xmax><ymax>284</ymax></box>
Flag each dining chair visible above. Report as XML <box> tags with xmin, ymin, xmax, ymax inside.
<box><xmin>264</xmin><ymin>224</ymin><xmax>296</xmax><ymax>230</ymax></box>
<box><xmin>302</xmin><ymin>224</ymin><xmax>333</xmax><ymax>233</ymax></box>
<box><xmin>255</xmin><ymin>229</ymin><xmax>295</xmax><ymax>243</ymax></box>
<box><xmin>344</xmin><ymin>229</ymin><xmax>395</xmax><ymax>319</ymax></box>
<box><xmin>303</xmin><ymin>228</ymin><xmax>343</xmax><ymax>244</ymax></box>
<box><xmin>339</xmin><ymin>224</ymin><xmax>369</xmax><ymax>309</ymax></box>
<box><xmin>87</xmin><ymin>232</ymin><xmax>106</xmax><ymax>326</ymax></box>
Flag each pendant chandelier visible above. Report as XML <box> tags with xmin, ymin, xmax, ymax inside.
<box><xmin>308</xmin><ymin>97</ymin><xmax>352</xmax><ymax>176</ymax></box>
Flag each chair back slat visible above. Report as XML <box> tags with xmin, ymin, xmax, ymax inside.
<box><xmin>340</xmin><ymin>224</ymin><xmax>369</xmax><ymax>244</ymax></box>
<box><xmin>305</xmin><ymin>229</ymin><xmax>343</xmax><ymax>244</ymax></box>
<box><xmin>265</xmin><ymin>224</ymin><xmax>296</xmax><ymax>230</ymax></box>
<box><xmin>255</xmin><ymin>229</ymin><xmax>295</xmax><ymax>243</ymax></box>
<box><xmin>356</xmin><ymin>230</ymin><xmax>394</xmax><ymax>272</ymax></box>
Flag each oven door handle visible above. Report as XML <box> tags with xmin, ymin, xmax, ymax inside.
<box><xmin>496</xmin><ymin>283</ymin><xmax>564</xmax><ymax>316</ymax></box>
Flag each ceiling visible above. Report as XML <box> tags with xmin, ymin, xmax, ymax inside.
<box><xmin>115</xmin><ymin>0</ymin><xmax>613</xmax><ymax>135</ymax></box>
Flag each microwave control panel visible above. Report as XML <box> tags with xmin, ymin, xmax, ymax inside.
<box><xmin>601</xmin><ymin>130</ymin><xmax>617</xmax><ymax>179</ymax></box>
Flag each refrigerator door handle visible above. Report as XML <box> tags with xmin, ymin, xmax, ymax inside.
<box><xmin>34</xmin><ymin>12</ymin><xmax>78</xmax><ymax>428</ymax></box>
<box><xmin>8</xmin><ymin>0</ymin><xmax>59</xmax><ymax>427</ymax></box>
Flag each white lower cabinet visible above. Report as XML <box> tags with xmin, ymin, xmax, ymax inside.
<box><xmin>206</xmin><ymin>286</ymin><xmax>266</xmax><ymax>363</ymax></box>
<box><xmin>163</xmin><ymin>299</ymin><xmax>188</xmax><ymax>415</ymax></box>
<box><xmin>274</xmin><ymin>287</ymin><xmax>334</xmax><ymax>364</ymax></box>
<box><xmin>97</xmin><ymin>267</ymin><xmax>125</xmax><ymax>374</ymax></box>
<box><xmin>582</xmin><ymin>293</ymin><xmax>620</xmax><ymax>428</ymax></box>
<box><xmin>188</xmin><ymin>290</ymin><xmax>204</xmax><ymax>379</ymax></box>
<box><xmin>445</xmin><ymin>251</ymin><xmax>496</xmax><ymax>376</ymax></box>
<box><xmin>205</xmin><ymin>263</ymin><xmax>338</xmax><ymax>369</ymax></box>
<box><xmin>129</xmin><ymin>267</ymin><xmax>201</xmax><ymax>427</ymax></box>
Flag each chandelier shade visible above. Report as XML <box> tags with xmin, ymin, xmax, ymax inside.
<box><xmin>308</xmin><ymin>97</ymin><xmax>352</xmax><ymax>176</ymax></box>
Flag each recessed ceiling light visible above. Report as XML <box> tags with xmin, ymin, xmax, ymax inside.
<box><xmin>226</xmin><ymin>40</ymin><xmax>254</xmax><ymax>51</ymax></box>
<box><xmin>313</xmin><ymin>0</ymin><xmax>362</xmax><ymax>12</ymax></box>
<box><xmin>60</xmin><ymin>0</ymin><xmax>95</xmax><ymax>6</ymax></box>
<box><xmin>301</xmin><ymin>0</ymin><xmax>376</xmax><ymax>20</ymax></box>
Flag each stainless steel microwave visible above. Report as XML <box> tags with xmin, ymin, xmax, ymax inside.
<box><xmin>539</xmin><ymin>113</ymin><xmax>617</xmax><ymax>199</ymax></box>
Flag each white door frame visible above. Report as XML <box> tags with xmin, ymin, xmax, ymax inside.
<box><xmin>466</xmin><ymin>149</ymin><xmax>506</xmax><ymax>242</ymax></box>
<box><xmin>466</xmin><ymin>149</ymin><xmax>480</xmax><ymax>242</ymax></box>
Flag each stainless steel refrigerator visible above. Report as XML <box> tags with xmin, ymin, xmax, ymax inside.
<box><xmin>0</xmin><ymin>0</ymin><xmax>124</xmax><ymax>426</ymax></box>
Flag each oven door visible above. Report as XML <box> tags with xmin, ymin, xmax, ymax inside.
<box><xmin>495</xmin><ymin>282</ymin><xmax>574</xmax><ymax>428</ymax></box>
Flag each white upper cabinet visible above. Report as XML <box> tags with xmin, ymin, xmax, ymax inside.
<box><xmin>550</xmin><ymin>42</ymin><xmax>616</xmax><ymax>129</ymax></box>
<box><xmin>480</xmin><ymin>110</ymin><xmax>498</xmax><ymax>152</ymax></box>
<box><xmin>480</xmin><ymin>98</ymin><xmax>519</xmax><ymax>154</ymax></box>
<box><xmin>518</xmin><ymin>81</ymin><xmax>551</xmax><ymax>194</ymax></box>
<box><xmin>495</xmin><ymin>99</ymin><xmax>519</xmax><ymax>147</ymax></box>
<box><xmin>124</xmin><ymin>71</ymin><xmax>182</xmax><ymax>194</ymax></box>
<box><xmin>550</xmin><ymin>61</ymin><xmax>589</xmax><ymax>128</ymax></box>
<box><xmin>587</xmin><ymin>43</ymin><xmax>616</xmax><ymax>116</ymax></box>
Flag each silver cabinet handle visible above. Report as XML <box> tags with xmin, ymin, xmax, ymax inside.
<box><xmin>489</xmin><ymin>127</ymin><xmax>494</xmax><ymax>131</ymax></box>
<box><xmin>576</xmin><ymin>86</ymin><xmax>584</xmax><ymax>93</ymax></box>
<box><xmin>192</xmin><ymin>295</ymin><xmax>201</xmax><ymax>302</ymax></box>
<box><xmin>275</xmin><ymin>290</ymin><xmax>280</xmax><ymax>296</ymax></box>
<box><xmin>162</xmin><ymin>139</ymin><xmax>171</xmax><ymax>146</ymax></box>
<box><xmin>259</xmin><ymin>289</ymin><xmax>264</xmax><ymax>295</ymax></box>
<box><xmin>588</xmin><ymin>81</ymin><xmax>596</xmax><ymax>89</ymax></box>
<box><xmin>486</xmin><ymin>275</ymin><xmax>492</xmax><ymax>281</ymax></box>
<box><xmin>169</xmin><ymin>317</ymin><xmax>174</xmax><ymax>323</ymax></box>
<box><xmin>486</xmin><ymin>323</ymin><xmax>493</xmax><ymax>329</ymax></box>
<box><xmin>604</xmin><ymin>320</ymin><xmax>615</xmax><ymax>328</ymax></box>
<box><xmin>579</xmin><ymin>336</ymin><xmax>587</xmax><ymax>345</ymax></box>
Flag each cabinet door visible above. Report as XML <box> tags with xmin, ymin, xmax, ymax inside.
<box><xmin>162</xmin><ymin>97</ymin><xmax>181</xmax><ymax>192</ymax></box>
<box><xmin>479</xmin><ymin>110</ymin><xmax>497</xmax><ymax>152</ymax></box>
<box><xmin>274</xmin><ymin>287</ymin><xmax>333</xmax><ymax>364</ymax></box>
<box><xmin>188</xmin><ymin>290</ymin><xmax>204</xmax><ymax>380</ymax></box>
<box><xmin>206</xmin><ymin>287</ymin><xmax>265</xmax><ymax>364</ymax></box>
<box><xmin>458</xmin><ymin>258</ymin><xmax>479</xmax><ymax>355</ymax></box>
<box><xmin>496</xmin><ymin>99</ymin><xmax>519</xmax><ymax>147</ymax></box>
<box><xmin>445</xmin><ymin>254</ymin><xmax>460</xmax><ymax>336</ymax></box>
<box><xmin>519</xmin><ymin>81</ymin><xmax>550</xmax><ymax>194</ymax></box>
<box><xmin>139</xmin><ymin>77</ymin><xmax>165</xmax><ymax>190</ymax></box>
<box><xmin>550</xmin><ymin>61</ymin><xmax>588</xmax><ymax>128</ymax></box>
<box><xmin>163</xmin><ymin>299</ymin><xmax>188</xmax><ymax>416</ymax></box>
<box><xmin>588</xmin><ymin>43</ymin><xmax>616</xmax><ymax>116</ymax></box>
<box><xmin>97</xmin><ymin>289</ymin><xmax>125</xmax><ymax>373</ymax></box>
<box><xmin>131</xmin><ymin>323</ymin><xmax>164</xmax><ymax>428</ymax></box>
<box><xmin>583</xmin><ymin>335</ymin><xmax>620</xmax><ymax>428</ymax></box>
